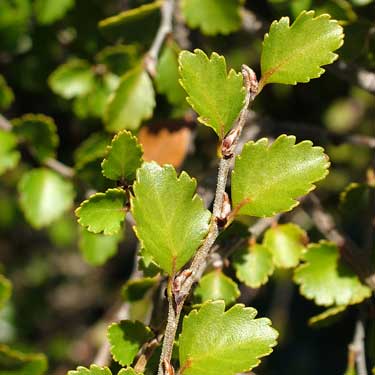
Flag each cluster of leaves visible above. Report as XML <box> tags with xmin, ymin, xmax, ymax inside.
<box><xmin>0</xmin><ymin>1</ymin><xmax>374</xmax><ymax>375</ymax></box>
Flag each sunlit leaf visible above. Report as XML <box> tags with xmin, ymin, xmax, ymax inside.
<box><xmin>0</xmin><ymin>274</ymin><xmax>11</xmax><ymax>310</ymax></box>
<box><xmin>34</xmin><ymin>0</ymin><xmax>74</xmax><ymax>25</ymax></box>
<box><xmin>0</xmin><ymin>130</ymin><xmax>20</xmax><ymax>176</ymax></box>
<box><xmin>68</xmin><ymin>365</ymin><xmax>112</xmax><ymax>375</ymax></box>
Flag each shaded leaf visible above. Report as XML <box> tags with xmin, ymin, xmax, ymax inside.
<box><xmin>0</xmin><ymin>344</ymin><xmax>47</xmax><ymax>375</ymax></box>
<box><xmin>0</xmin><ymin>274</ymin><xmax>12</xmax><ymax>310</ymax></box>
<box><xmin>232</xmin><ymin>243</ymin><xmax>274</xmax><ymax>288</ymax></box>
<box><xmin>105</xmin><ymin>67</ymin><xmax>155</xmax><ymax>132</ymax></box>
<box><xmin>194</xmin><ymin>269</ymin><xmax>240</xmax><ymax>305</ymax></box>
<box><xmin>179</xmin><ymin>49</ymin><xmax>245</xmax><ymax>138</ymax></box>
<box><xmin>294</xmin><ymin>241</ymin><xmax>372</xmax><ymax>306</ymax></box>
<box><xmin>68</xmin><ymin>365</ymin><xmax>112</xmax><ymax>375</ymax></box>
<box><xmin>260</xmin><ymin>11</ymin><xmax>344</xmax><ymax>87</ymax></box>
<box><xmin>12</xmin><ymin>114</ymin><xmax>59</xmax><ymax>162</ymax></box>
<box><xmin>101</xmin><ymin>130</ymin><xmax>143</xmax><ymax>182</ymax></box>
<box><xmin>181</xmin><ymin>0</ymin><xmax>243</xmax><ymax>35</ymax></box>
<box><xmin>0</xmin><ymin>74</ymin><xmax>14</xmax><ymax>110</ymax></box>
<box><xmin>122</xmin><ymin>276</ymin><xmax>159</xmax><ymax>302</ymax></box>
<box><xmin>76</xmin><ymin>188</ymin><xmax>126</xmax><ymax>235</ymax></box>
<box><xmin>308</xmin><ymin>305</ymin><xmax>347</xmax><ymax>326</ymax></box>
<box><xmin>0</xmin><ymin>130</ymin><xmax>20</xmax><ymax>175</ymax></box>
<box><xmin>18</xmin><ymin>168</ymin><xmax>75</xmax><ymax>229</ymax></box>
<box><xmin>232</xmin><ymin>135</ymin><xmax>329</xmax><ymax>217</ymax></box>
<box><xmin>34</xmin><ymin>0</ymin><xmax>74</xmax><ymax>25</ymax></box>
<box><xmin>263</xmin><ymin>223</ymin><xmax>308</xmax><ymax>268</ymax></box>
<box><xmin>132</xmin><ymin>162</ymin><xmax>211</xmax><ymax>275</ymax></box>
<box><xmin>49</xmin><ymin>59</ymin><xmax>95</xmax><ymax>99</ymax></box>
<box><xmin>179</xmin><ymin>301</ymin><xmax>278</xmax><ymax>375</ymax></box>
<box><xmin>79</xmin><ymin>229</ymin><xmax>122</xmax><ymax>266</ymax></box>
<box><xmin>108</xmin><ymin>320</ymin><xmax>153</xmax><ymax>367</ymax></box>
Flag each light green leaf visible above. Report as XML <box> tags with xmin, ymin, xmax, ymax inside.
<box><xmin>49</xmin><ymin>59</ymin><xmax>95</xmax><ymax>99</ymax></box>
<box><xmin>263</xmin><ymin>223</ymin><xmax>308</xmax><ymax>268</ymax></box>
<box><xmin>179</xmin><ymin>49</ymin><xmax>245</xmax><ymax>138</ymax></box>
<box><xmin>0</xmin><ymin>344</ymin><xmax>47</xmax><ymax>375</ymax></box>
<box><xmin>308</xmin><ymin>305</ymin><xmax>347</xmax><ymax>326</ymax></box>
<box><xmin>260</xmin><ymin>10</ymin><xmax>344</xmax><ymax>87</ymax></box>
<box><xmin>108</xmin><ymin>320</ymin><xmax>153</xmax><ymax>367</ymax></box>
<box><xmin>98</xmin><ymin>1</ymin><xmax>162</xmax><ymax>44</ymax></box>
<box><xmin>74</xmin><ymin>133</ymin><xmax>111</xmax><ymax>170</ymax></box>
<box><xmin>181</xmin><ymin>0</ymin><xmax>243</xmax><ymax>35</ymax></box>
<box><xmin>101</xmin><ymin>130</ymin><xmax>143</xmax><ymax>182</ymax></box>
<box><xmin>122</xmin><ymin>276</ymin><xmax>159</xmax><ymax>302</ymax></box>
<box><xmin>0</xmin><ymin>130</ymin><xmax>20</xmax><ymax>175</ymax></box>
<box><xmin>194</xmin><ymin>270</ymin><xmax>240</xmax><ymax>305</ymax></box>
<box><xmin>232</xmin><ymin>243</ymin><xmax>274</xmax><ymax>288</ymax></box>
<box><xmin>118</xmin><ymin>369</ymin><xmax>143</xmax><ymax>375</ymax></box>
<box><xmin>179</xmin><ymin>301</ymin><xmax>278</xmax><ymax>375</ymax></box>
<box><xmin>34</xmin><ymin>0</ymin><xmax>74</xmax><ymax>25</ymax></box>
<box><xmin>68</xmin><ymin>365</ymin><xmax>112</xmax><ymax>375</ymax></box>
<box><xmin>0</xmin><ymin>274</ymin><xmax>11</xmax><ymax>310</ymax></box>
<box><xmin>19</xmin><ymin>168</ymin><xmax>75</xmax><ymax>229</ymax></box>
<box><xmin>294</xmin><ymin>241</ymin><xmax>372</xmax><ymax>306</ymax></box>
<box><xmin>105</xmin><ymin>67</ymin><xmax>155</xmax><ymax>132</ymax></box>
<box><xmin>155</xmin><ymin>43</ymin><xmax>188</xmax><ymax>107</ymax></box>
<box><xmin>12</xmin><ymin>114</ymin><xmax>59</xmax><ymax>162</ymax></box>
<box><xmin>132</xmin><ymin>162</ymin><xmax>211</xmax><ymax>275</ymax></box>
<box><xmin>76</xmin><ymin>188</ymin><xmax>126</xmax><ymax>235</ymax></box>
<box><xmin>79</xmin><ymin>229</ymin><xmax>122</xmax><ymax>266</ymax></box>
<box><xmin>0</xmin><ymin>74</ymin><xmax>14</xmax><ymax>110</ymax></box>
<box><xmin>231</xmin><ymin>135</ymin><xmax>330</xmax><ymax>217</ymax></box>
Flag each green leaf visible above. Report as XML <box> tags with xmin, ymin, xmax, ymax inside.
<box><xmin>0</xmin><ymin>344</ymin><xmax>47</xmax><ymax>375</ymax></box>
<box><xmin>49</xmin><ymin>59</ymin><xmax>95</xmax><ymax>99</ymax></box>
<box><xmin>76</xmin><ymin>188</ymin><xmax>126</xmax><ymax>235</ymax></box>
<box><xmin>308</xmin><ymin>305</ymin><xmax>347</xmax><ymax>326</ymax></box>
<box><xmin>294</xmin><ymin>241</ymin><xmax>372</xmax><ymax>306</ymax></box>
<box><xmin>74</xmin><ymin>133</ymin><xmax>111</xmax><ymax>170</ymax></box>
<box><xmin>263</xmin><ymin>223</ymin><xmax>307</xmax><ymax>268</ymax></box>
<box><xmin>155</xmin><ymin>43</ymin><xmax>188</xmax><ymax>107</ymax></box>
<box><xmin>105</xmin><ymin>67</ymin><xmax>155</xmax><ymax>132</ymax></box>
<box><xmin>0</xmin><ymin>130</ymin><xmax>20</xmax><ymax>176</ymax></box>
<box><xmin>181</xmin><ymin>0</ymin><xmax>243</xmax><ymax>35</ymax></box>
<box><xmin>122</xmin><ymin>277</ymin><xmax>159</xmax><ymax>302</ymax></box>
<box><xmin>12</xmin><ymin>114</ymin><xmax>59</xmax><ymax>162</ymax></box>
<box><xmin>231</xmin><ymin>135</ymin><xmax>330</xmax><ymax>217</ymax></box>
<box><xmin>101</xmin><ymin>130</ymin><xmax>143</xmax><ymax>182</ymax></box>
<box><xmin>0</xmin><ymin>74</ymin><xmax>14</xmax><ymax>110</ymax></box>
<box><xmin>108</xmin><ymin>320</ymin><xmax>153</xmax><ymax>367</ymax></box>
<box><xmin>0</xmin><ymin>274</ymin><xmax>12</xmax><ymax>310</ymax></box>
<box><xmin>79</xmin><ymin>229</ymin><xmax>122</xmax><ymax>266</ymax></box>
<box><xmin>132</xmin><ymin>162</ymin><xmax>211</xmax><ymax>274</ymax></box>
<box><xmin>73</xmin><ymin>74</ymin><xmax>119</xmax><ymax>119</ymax></box>
<box><xmin>232</xmin><ymin>243</ymin><xmax>274</xmax><ymax>288</ymax></box>
<box><xmin>179</xmin><ymin>49</ymin><xmax>245</xmax><ymax>138</ymax></box>
<box><xmin>98</xmin><ymin>2</ymin><xmax>162</xmax><ymax>44</ymax></box>
<box><xmin>118</xmin><ymin>369</ymin><xmax>143</xmax><ymax>375</ymax></box>
<box><xmin>67</xmin><ymin>365</ymin><xmax>112</xmax><ymax>375</ymax></box>
<box><xmin>179</xmin><ymin>301</ymin><xmax>278</xmax><ymax>375</ymax></box>
<box><xmin>260</xmin><ymin>10</ymin><xmax>344</xmax><ymax>87</ymax></box>
<box><xmin>18</xmin><ymin>168</ymin><xmax>75</xmax><ymax>229</ymax></box>
<box><xmin>34</xmin><ymin>0</ymin><xmax>74</xmax><ymax>25</ymax></box>
<box><xmin>194</xmin><ymin>270</ymin><xmax>240</xmax><ymax>305</ymax></box>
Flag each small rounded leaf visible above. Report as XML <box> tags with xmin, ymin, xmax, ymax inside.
<box><xmin>194</xmin><ymin>269</ymin><xmax>240</xmax><ymax>305</ymax></box>
<box><xmin>0</xmin><ymin>74</ymin><xmax>14</xmax><ymax>110</ymax></box>
<box><xmin>18</xmin><ymin>168</ymin><xmax>75</xmax><ymax>229</ymax></box>
<box><xmin>232</xmin><ymin>243</ymin><xmax>275</xmax><ymax>288</ymax></box>
<box><xmin>0</xmin><ymin>274</ymin><xmax>12</xmax><ymax>310</ymax></box>
<box><xmin>263</xmin><ymin>223</ymin><xmax>308</xmax><ymax>268</ymax></box>
<box><xmin>232</xmin><ymin>135</ymin><xmax>330</xmax><ymax>217</ymax></box>
<box><xmin>34</xmin><ymin>0</ymin><xmax>74</xmax><ymax>25</ymax></box>
<box><xmin>0</xmin><ymin>130</ymin><xmax>20</xmax><ymax>175</ymax></box>
<box><xmin>294</xmin><ymin>241</ymin><xmax>372</xmax><ymax>306</ymax></box>
<box><xmin>68</xmin><ymin>365</ymin><xmax>112</xmax><ymax>375</ymax></box>
<box><xmin>260</xmin><ymin>11</ymin><xmax>344</xmax><ymax>87</ymax></box>
<box><xmin>76</xmin><ymin>188</ymin><xmax>126</xmax><ymax>235</ymax></box>
<box><xmin>108</xmin><ymin>320</ymin><xmax>153</xmax><ymax>367</ymax></box>
<box><xmin>179</xmin><ymin>301</ymin><xmax>278</xmax><ymax>375</ymax></box>
<box><xmin>101</xmin><ymin>130</ymin><xmax>143</xmax><ymax>182</ymax></box>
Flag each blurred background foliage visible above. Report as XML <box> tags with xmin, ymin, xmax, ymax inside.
<box><xmin>0</xmin><ymin>0</ymin><xmax>374</xmax><ymax>374</ymax></box>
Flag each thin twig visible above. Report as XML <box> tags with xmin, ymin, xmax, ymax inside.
<box><xmin>0</xmin><ymin>113</ymin><xmax>75</xmax><ymax>179</ymax></box>
<box><xmin>157</xmin><ymin>66</ymin><xmax>258</xmax><ymax>375</ymax></box>
<box><xmin>144</xmin><ymin>0</ymin><xmax>175</xmax><ymax>77</ymax></box>
<box><xmin>348</xmin><ymin>316</ymin><xmax>368</xmax><ymax>375</ymax></box>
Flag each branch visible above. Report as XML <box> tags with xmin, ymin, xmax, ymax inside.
<box><xmin>0</xmin><ymin>113</ymin><xmax>75</xmax><ymax>179</ymax></box>
<box><xmin>348</xmin><ymin>316</ymin><xmax>368</xmax><ymax>375</ymax></box>
<box><xmin>157</xmin><ymin>65</ymin><xmax>258</xmax><ymax>375</ymax></box>
<box><xmin>144</xmin><ymin>0</ymin><xmax>175</xmax><ymax>76</ymax></box>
